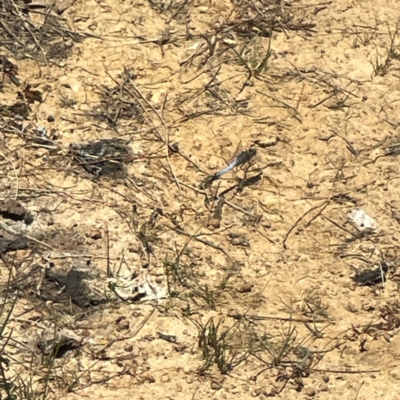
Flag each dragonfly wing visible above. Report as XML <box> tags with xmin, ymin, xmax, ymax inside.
<box><xmin>220</xmin><ymin>140</ymin><xmax>243</xmax><ymax>166</ymax></box>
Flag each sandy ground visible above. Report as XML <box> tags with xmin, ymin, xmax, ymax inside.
<box><xmin>2</xmin><ymin>0</ymin><xmax>400</xmax><ymax>399</ymax></box>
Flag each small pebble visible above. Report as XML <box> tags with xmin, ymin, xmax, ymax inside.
<box><xmin>305</xmin><ymin>387</ymin><xmax>316</xmax><ymax>397</ymax></box>
<box><xmin>319</xmin><ymin>384</ymin><xmax>328</xmax><ymax>392</ymax></box>
<box><xmin>251</xmin><ymin>388</ymin><xmax>262</xmax><ymax>397</ymax></box>
<box><xmin>211</xmin><ymin>381</ymin><xmax>222</xmax><ymax>390</ymax></box>
<box><xmin>238</xmin><ymin>283</ymin><xmax>253</xmax><ymax>293</ymax></box>
<box><xmin>90</xmin><ymin>229</ymin><xmax>102</xmax><ymax>240</ymax></box>
<box><xmin>208</xmin><ymin>218</ymin><xmax>221</xmax><ymax>229</ymax></box>
<box><xmin>117</xmin><ymin>320</ymin><xmax>130</xmax><ymax>330</ymax></box>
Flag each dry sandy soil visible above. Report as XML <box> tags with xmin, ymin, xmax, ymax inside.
<box><xmin>1</xmin><ymin>0</ymin><xmax>400</xmax><ymax>399</ymax></box>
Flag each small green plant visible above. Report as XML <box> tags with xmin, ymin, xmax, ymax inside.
<box><xmin>350</xmin><ymin>26</ymin><xmax>377</xmax><ymax>48</ymax></box>
<box><xmin>235</xmin><ymin>37</ymin><xmax>274</xmax><ymax>76</ymax></box>
<box><xmin>298</xmin><ymin>290</ymin><xmax>330</xmax><ymax>321</ymax></box>
<box><xmin>164</xmin><ymin>255</ymin><xmax>220</xmax><ymax>310</ymax></box>
<box><xmin>256</xmin><ymin>324</ymin><xmax>297</xmax><ymax>368</ymax></box>
<box><xmin>0</xmin><ymin>269</ymin><xmax>57</xmax><ymax>400</ymax></box>
<box><xmin>192</xmin><ymin>316</ymin><xmax>256</xmax><ymax>375</ymax></box>
<box><xmin>0</xmin><ymin>269</ymin><xmax>21</xmax><ymax>400</ymax></box>
<box><xmin>130</xmin><ymin>206</ymin><xmax>164</xmax><ymax>255</ymax></box>
<box><xmin>372</xmin><ymin>25</ymin><xmax>400</xmax><ymax>76</ymax></box>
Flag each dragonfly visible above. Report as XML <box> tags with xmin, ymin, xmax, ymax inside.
<box><xmin>203</xmin><ymin>142</ymin><xmax>261</xmax><ymax>228</ymax></box>
<box><xmin>202</xmin><ymin>142</ymin><xmax>258</xmax><ymax>188</ymax></box>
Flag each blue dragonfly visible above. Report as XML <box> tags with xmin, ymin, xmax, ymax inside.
<box><xmin>202</xmin><ymin>144</ymin><xmax>257</xmax><ymax>188</ymax></box>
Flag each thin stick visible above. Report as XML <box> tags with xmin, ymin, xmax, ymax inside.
<box><xmin>283</xmin><ymin>200</ymin><xmax>330</xmax><ymax>249</ymax></box>
<box><xmin>0</xmin><ymin>150</ymin><xmax>19</xmax><ymax>199</ymax></box>
<box><xmin>165</xmin><ymin>224</ymin><xmax>233</xmax><ymax>262</ymax></box>
<box><xmin>106</xmin><ymin>225</ymin><xmax>111</xmax><ymax>277</ymax></box>
<box><xmin>379</xmin><ymin>261</ymin><xmax>386</xmax><ymax>289</ymax></box>
<box><xmin>354</xmin><ymin>381</ymin><xmax>364</xmax><ymax>400</ymax></box>
<box><xmin>129</xmin><ymin>81</ymin><xmax>182</xmax><ymax>195</ymax></box>
<box><xmin>313</xmin><ymin>368</ymin><xmax>380</xmax><ymax>374</ymax></box>
<box><xmin>10</xmin><ymin>0</ymin><xmax>49</xmax><ymax>67</ymax></box>
<box><xmin>224</xmin><ymin>199</ymin><xmax>255</xmax><ymax>217</ymax></box>
<box><xmin>132</xmin><ymin>306</ymin><xmax>157</xmax><ymax>337</ymax></box>
<box><xmin>26</xmin><ymin>235</ymin><xmax>53</xmax><ymax>250</ymax></box>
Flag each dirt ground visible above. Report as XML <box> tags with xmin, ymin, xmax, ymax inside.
<box><xmin>2</xmin><ymin>0</ymin><xmax>400</xmax><ymax>399</ymax></box>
